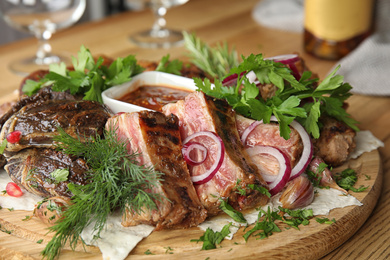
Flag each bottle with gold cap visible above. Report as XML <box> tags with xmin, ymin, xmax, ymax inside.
<box><xmin>304</xmin><ymin>0</ymin><xmax>375</xmax><ymax>60</ymax></box>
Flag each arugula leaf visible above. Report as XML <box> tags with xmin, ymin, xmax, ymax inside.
<box><xmin>219</xmin><ymin>198</ymin><xmax>247</xmax><ymax>223</ymax></box>
<box><xmin>191</xmin><ymin>223</ymin><xmax>232</xmax><ymax>250</ymax></box>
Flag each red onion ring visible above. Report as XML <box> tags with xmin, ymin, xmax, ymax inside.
<box><xmin>241</xmin><ymin>116</ymin><xmax>313</xmax><ymax>181</ymax></box>
<box><xmin>265</xmin><ymin>54</ymin><xmax>301</xmax><ymax>80</ymax></box>
<box><xmin>265</xmin><ymin>54</ymin><xmax>300</xmax><ymax>65</ymax></box>
<box><xmin>182</xmin><ymin>141</ymin><xmax>208</xmax><ymax>166</ymax></box>
<box><xmin>183</xmin><ymin>131</ymin><xmax>225</xmax><ymax>185</ymax></box>
<box><xmin>267</xmin><ymin>116</ymin><xmax>313</xmax><ymax>180</ymax></box>
<box><xmin>246</xmin><ymin>145</ymin><xmax>291</xmax><ymax>196</ymax></box>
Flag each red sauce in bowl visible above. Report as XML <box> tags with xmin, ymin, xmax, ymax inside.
<box><xmin>118</xmin><ymin>85</ymin><xmax>192</xmax><ymax>111</ymax></box>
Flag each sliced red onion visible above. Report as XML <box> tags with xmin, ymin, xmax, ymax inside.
<box><xmin>265</xmin><ymin>54</ymin><xmax>300</xmax><ymax>65</ymax></box>
<box><xmin>240</xmin><ymin>120</ymin><xmax>261</xmax><ymax>145</ymax></box>
<box><xmin>241</xmin><ymin>116</ymin><xmax>313</xmax><ymax>181</ymax></box>
<box><xmin>246</xmin><ymin>145</ymin><xmax>291</xmax><ymax>196</ymax></box>
<box><xmin>183</xmin><ymin>131</ymin><xmax>225</xmax><ymax>185</ymax></box>
<box><xmin>267</xmin><ymin>116</ymin><xmax>313</xmax><ymax>181</ymax></box>
<box><xmin>182</xmin><ymin>141</ymin><xmax>208</xmax><ymax>166</ymax></box>
<box><xmin>288</xmin><ymin>120</ymin><xmax>313</xmax><ymax>180</ymax></box>
<box><xmin>265</xmin><ymin>54</ymin><xmax>301</xmax><ymax>80</ymax></box>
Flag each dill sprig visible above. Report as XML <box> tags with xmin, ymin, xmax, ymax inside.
<box><xmin>183</xmin><ymin>31</ymin><xmax>239</xmax><ymax>79</ymax></box>
<box><xmin>41</xmin><ymin>128</ymin><xmax>164</xmax><ymax>259</ymax></box>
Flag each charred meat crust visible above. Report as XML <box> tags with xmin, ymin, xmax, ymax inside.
<box><xmin>5</xmin><ymin>148</ymin><xmax>89</xmax><ymax>198</ymax></box>
<box><xmin>110</xmin><ymin>111</ymin><xmax>207</xmax><ymax>230</ymax></box>
<box><xmin>0</xmin><ymin>98</ymin><xmax>112</xmax><ymax>153</ymax></box>
<box><xmin>204</xmin><ymin>95</ymin><xmax>269</xmax><ymax>212</ymax></box>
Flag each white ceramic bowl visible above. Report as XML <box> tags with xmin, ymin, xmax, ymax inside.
<box><xmin>102</xmin><ymin>71</ymin><xmax>197</xmax><ymax>114</ymax></box>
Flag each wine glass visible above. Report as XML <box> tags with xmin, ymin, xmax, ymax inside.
<box><xmin>129</xmin><ymin>0</ymin><xmax>189</xmax><ymax>48</ymax></box>
<box><xmin>0</xmin><ymin>0</ymin><xmax>86</xmax><ymax>76</ymax></box>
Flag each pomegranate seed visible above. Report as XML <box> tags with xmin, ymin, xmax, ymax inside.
<box><xmin>6</xmin><ymin>130</ymin><xmax>22</xmax><ymax>144</ymax></box>
<box><xmin>6</xmin><ymin>182</ymin><xmax>23</xmax><ymax>197</ymax></box>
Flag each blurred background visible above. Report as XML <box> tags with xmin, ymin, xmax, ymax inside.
<box><xmin>0</xmin><ymin>0</ymin><xmax>141</xmax><ymax>46</ymax></box>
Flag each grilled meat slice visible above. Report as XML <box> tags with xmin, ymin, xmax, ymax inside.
<box><xmin>235</xmin><ymin>115</ymin><xmax>303</xmax><ymax>173</ymax></box>
<box><xmin>312</xmin><ymin>116</ymin><xmax>356</xmax><ymax>166</ymax></box>
<box><xmin>0</xmin><ymin>98</ymin><xmax>112</xmax><ymax>153</ymax></box>
<box><xmin>4</xmin><ymin>148</ymin><xmax>89</xmax><ymax>198</ymax></box>
<box><xmin>163</xmin><ymin>91</ymin><xmax>269</xmax><ymax>216</ymax></box>
<box><xmin>106</xmin><ymin>111</ymin><xmax>207</xmax><ymax>230</ymax></box>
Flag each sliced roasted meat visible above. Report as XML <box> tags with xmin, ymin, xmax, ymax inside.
<box><xmin>0</xmin><ymin>98</ymin><xmax>112</xmax><ymax>153</ymax></box>
<box><xmin>163</xmin><ymin>91</ymin><xmax>269</xmax><ymax>216</ymax></box>
<box><xmin>106</xmin><ymin>111</ymin><xmax>207</xmax><ymax>230</ymax></box>
<box><xmin>312</xmin><ymin>116</ymin><xmax>356</xmax><ymax>166</ymax></box>
<box><xmin>4</xmin><ymin>148</ymin><xmax>89</xmax><ymax>198</ymax></box>
<box><xmin>235</xmin><ymin>115</ymin><xmax>303</xmax><ymax>170</ymax></box>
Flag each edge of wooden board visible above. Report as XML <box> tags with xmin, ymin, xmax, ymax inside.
<box><xmin>0</xmin><ymin>149</ymin><xmax>382</xmax><ymax>260</ymax></box>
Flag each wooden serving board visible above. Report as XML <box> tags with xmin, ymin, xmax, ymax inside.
<box><xmin>0</xmin><ymin>149</ymin><xmax>382</xmax><ymax>260</ymax></box>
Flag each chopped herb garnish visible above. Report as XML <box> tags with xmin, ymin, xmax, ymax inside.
<box><xmin>50</xmin><ymin>169</ymin><xmax>69</xmax><ymax>183</ymax></box>
<box><xmin>191</xmin><ymin>223</ymin><xmax>232</xmax><ymax>250</ymax></box>
<box><xmin>334</xmin><ymin>168</ymin><xmax>368</xmax><ymax>192</ymax></box>
<box><xmin>37</xmin><ymin>239</ymin><xmax>44</xmax><ymax>244</ymax></box>
<box><xmin>316</xmin><ymin>217</ymin><xmax>336</xmax><ymax>225</ymax></box>
<box><xmin>219</xmin><ymin>198</ymin><xmax>247</xmax><ymax>223</ymax></box>
<box><xmin>243</xmin><ymin>207</ymin><xmax>281</xmax><ymax>241</ymax></box>
<box><xmin>144</xmin><ymin>249</ymin><xmax>154</xmax><ymax>255</ymax></box>
<box><xmin>0</xmin><ymin>139</ymin><xmax>7</xmax><ymax>154</ymax></box>
<box><xmin>22</xmin><ymin>215</ymin><xmax>32</xmax><ymax>221</ymax></box>
<box><xmin>279</xmin><ymin>207</ymin><xmax>313</xmax><ymax>230</ymax></box>
<box><xmin>164</xmin><ymin>246</ymin><xmax>174</xmax><ymax>254</ymax></box>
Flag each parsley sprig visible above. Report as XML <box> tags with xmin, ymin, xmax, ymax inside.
<box><xmin>41</xmin><ymin>128</ymin><xmax>164</xmax><ymax>260</ymax></box>
<box><xmin>194</xmin><ymin>53</ymin><xmax>359</xmax><ymax>140</ymax></box>
<box><xmin>22</xmin><ymin>46</ymin><xmax>144</xmax><ymax>103</ymax></box>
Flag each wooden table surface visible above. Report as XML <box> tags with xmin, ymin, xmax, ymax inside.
<box><xmin>0</xmin><ymin>0</ymin><xmax>389</xmax><ymax>259</ymax></box>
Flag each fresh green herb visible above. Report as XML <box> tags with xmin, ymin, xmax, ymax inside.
<box><xmin>0</xmin><ymin>139</ymin><xmax>7</xmax><ymax>154</ymax></box>
<box><xmin>234</xmin><ymin>179</ymin><xmax>247</xmax><ymax>196</ymax></box>
<box><xmin>194</xmin><ymin>52</ymin><xmax>358</xmax><ymax>140</ymax></box>
<box><xmin>1</xmin><ymin>190</ymin><xmax>6</xmax><ymax>195</ymax></box>
<box><xmin>164</xmin><ymin>246</ymin><xmax>174</xmax><ymax>254</ymax></box>
<box><xmin>0</xmin><ymin>224</ymin><xmax>12</xmax><ymax>234</ymax></box>
<box><xmin>334</xmin><ymin>168</ymin><xmax>368</xmax><ymax>192</ymax></box>
<box><xmin>37</xmin><ymin>239</ymin><xmax>44</xmax><ymax>244</ymax></box>
<box><xmin>219</xmin><ymin>198</ymin><xmax>247</xmax><ymax>223</ymax></box>
<box><xmin>365</xmin><ymin>174</ymin><xmax>371</xmax><ymax>180</ymax></box>
<box><xmin>183</xmin><ymin>31</ymin><xmax>239</xmax><ymax>79</ymax></box>
<box><xmin>315</xmin><ymin>217</ymin><xmax>336</xmax><ymax>225</ymax></box>
<box><xmin>279</xmin><ymin>207</ymin><xmax>313</xmax><ymax>230</ymax></box>
<box><xmin>155</xmin><ymin>54</ymin><xmax>183</xmax><ymax>75</ymax></box>
<box><xmin>191</xmin><ymin>223</ymin><xmax>232</xmax><ymax>250</ymax></box>
<box><xmin>144</xmin><ymin>249</ymin><xmax>154</xmax><ymax>255</ymax></box>
<box><xmin>243</xmin><ymin>207</ymin><xmax>281</xmax><ymax>241</ymax></box>
<box><xmin>8</xmin><ymin>208</ymin><xmax>14</xmax><ymax>212</ymax></box>
<box><xmin>248</xmin><ymin>183</ymin><xmax>271</xmax><ymax>198</ymax></box>
<box><xmin>50</xmin><ymin>169</ymin><xmax>69</xmax><ymax>183</ymax></box>
<box><xmin>41</xmin><ymin>128</ymin><xmax>164</xmax><ymax>260</ymax></box>
<box><xmin>22</xmin><ymin>215</ymin><xmax>32</xmax><ymax>221</ymax></box>
<box><xmin>22</xmin><ymin>45</ymin><xmax>144</xmax><ymax>103</ymax></box>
